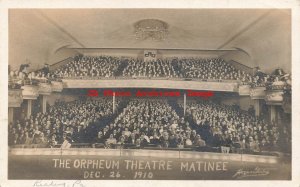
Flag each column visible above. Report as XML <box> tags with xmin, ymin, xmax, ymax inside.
<box><xmin>113</xmin><ymin>92</ymin><xmax>116</xmax><ymax>114</ymax></box>
<box><xmin>27</xmin><ymin>100</ymin><xmax>32</xmax><ymax>118</ymax></box>
<box><xmin>41</xmin><ymin>95</ymin><xmax>48</xmax><ymax>113</ymax></box>
<box><xmin>254</xmin><ymin>99</ymin><xmax>260</xmax><ymax>117</ymax></box>
<box><xmin>8</xmin><ymin>107</ymin><xmax>14</xmax><ymax>124</ymax></box>
<box><xmin>184</xmin><ymin>93</ymin><xmax>186</xmax><ymax>116</ymax></box>
<box><xmin>270</xmin><ymin>105</ymin><xmax>276</xmax><ymax>122</ymax></box>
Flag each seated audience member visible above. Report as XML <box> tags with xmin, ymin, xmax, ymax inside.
<box><xmin>135</xmin><ymin>138</ymin><xmax>141</xmax><ymax>148</ymax></box>
<box><xmin>194</xmin><ymin>134</ymin><xmax>206</xmax><ymax>147</ymax></box>
<box><xmin>24</xmin><ymin>131</ymin><xmax>33</xmax><ymax>145</ymax></box>
<box><xmin>33</xmin><ymin>132</ymin><xmax>48</xmax><ymax>145</ymax></box>
<box><xmin>140</xmin><ymin>134</ymin><xmax>149</xmax><ymax>148</ymax></box>
<box><xmin>61</xmin><ymin>134</ymin><xmax>72</xmax><ymax>149</ymax></box>
<box><xmin>93</xmin><ymin>131</ymin><xmax>105</xmax><ymax>145</ymax></box>
<box><xmin>246</xmin><ymin>136</ymin><xmax>259</xmax><ymax>152</ymax></box>
<box><xmin>115</xmin><ymin>136</ymin><xmax>126</xmax><ymax>149</ymax></box>
<box><xmin>150</xmin><ymin>133</ymin><xmax>161</xmax><ymax>145</ymax></box>
<box><xmin>105</xmin><ymin>134</ymin><xmax>117</xmax><ymax>148</ymax></box>
<box><xmin>49</xmin><ymin>134</ymin><xmax>58</xmax><ymax>148</ymax></box>
<box><xmin>160</xmin><ymin>132</ymin><xmax>169</xmax><ymax>148</ymax></box>
<box><xmin>169</xmin><ymin>134</ymin><xmax>178</xmax><ymax>148</ymax></box>
<box><xmin>185</xmin><ymin>135</ymin><xmax>193</xmax><ymax>146</ymax></box>
<box><xmin>118</xmin><ymin>136</ymin><xmax>126</xmax><ymax>145</ymax></box>
<box><xmin>127</xmin><ymin>133</ymin><xmax>137</xmax><ymax>144</ymax></box>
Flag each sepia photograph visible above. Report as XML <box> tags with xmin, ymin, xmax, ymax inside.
<box><xmin>1</xmin><ymin>0</ymin><xmax>299</xmax><ymax>186</ymax></box>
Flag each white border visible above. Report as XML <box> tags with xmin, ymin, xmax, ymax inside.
<box><xmin>0</xmin><ymin>0</ymin><xmax>299</xmax><ymax>187</ymax></box>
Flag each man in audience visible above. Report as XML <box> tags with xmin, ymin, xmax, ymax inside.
<box><xmin>247</xmin><ymin>136</ymin><xmax>260</xmax><ymax>152</ymax></box>
<box><xmin>41</xmin><ymin>63</ymin><xmax>50</xmax><ymax>76</ymax></box>
<box><xmin>94</xmin><ymin>131</ymin><xmax>105</xmax><ymax>144</ymax></box>
<box><xmin>194</xmin><ymin>134</ymin><xmax>206</xmax><ymax>147</ymax></box>
<box><xmin>105</xmin><ymin>134</ymin><xmax>117</xmax><ymax>148</ymax></box>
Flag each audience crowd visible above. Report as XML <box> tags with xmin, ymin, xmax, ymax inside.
<box><xmin>9</xmin><ymin>63</ymin><xmax>53</xmax><ymax>89</ymax></box>
<box><xmin>122</xmin><ymin>59</ymin><xmax>180</xmax><ymax>78</ymax></box>
<box><xmin>8</xmin><ymin>98</ymin><xmax>120</xmax><ymax>147</ymax></box>
<box><xmin>98</xmin><ymin>99</ymin><xmax>206</xmax><ymax>148</ymax></box>
<box><xmin>180</xmin><ymin>100</ymin><xmax>290</xmax><ymax>152</ymax></box>
<box><xmin>50</xmin><ymin>56</ymin><xmax>121</xmax><ymax>78</ymax></box>
<box><xmin>8</xmin><ymin>55</ymin><xmax>291</xmax><ymax>154</ymax></box>
<box><xmin>9</xmin><ymin>97</ymin><xmax>290</xmax><ymax>154</ymax></box>
<box><xmin>179</xmin><ymin>58</ymin><xmax>252</xmax><ymax>81</ymax></box>
<box><xmin>9</xmin><ymin>55</ymin><xmax>292</xmax><ymax>90</ymax></box>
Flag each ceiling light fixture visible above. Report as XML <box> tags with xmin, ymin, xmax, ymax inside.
<box><xmin>134</xmin><ymin>19</ymin><xmax>168</xmax><ymax>41</ymax></box>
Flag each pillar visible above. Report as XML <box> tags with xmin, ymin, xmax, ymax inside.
<box><xmin>270</xmin><ymin>105</ymin><xmax>276</xmax><ymax>122</ymax></box>
<box><xmin>184</xmin><ymin>93</ymin><xmax>186</xmax><ymax>116</ymax></box>
<box><xmin>113</xmin><ymin>92</ymin><xmax>116</xmax><ymax>114</ymax></box>
<box><xmin>8</xmin><ymin>107</ymin><xmax>14</xmax><ymax>124</ymax></box>
<box><xmin>254</xmin><ymin>99</ymin><xmax>261</xmax><ymax>117</ymax></box>
<box><xmin>41</xmin><ymin>95</ymin><xmax>48</xmax><ymax>113</ymax></box>
<box><xmin>27</xmin><ymin>100</ymin><xmax>32</xmax><ymax>118</ymax></box>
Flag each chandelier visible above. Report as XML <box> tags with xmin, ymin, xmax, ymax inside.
<box><xmin>134</xmin><ymin>19</ymin><xmax>168</xmax><ymax>41</ymax></box>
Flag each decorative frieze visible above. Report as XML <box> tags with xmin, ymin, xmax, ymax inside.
<box><xmin>21</xmin><ymin>85</ymin><xmax>39</xmax><ymax>100</ymax></box>
<box><xmin>38</xmin><ymin>83</ymin><xmax>52</xmax><ymax>95</ymax></box>
<box><xmin>250</xmin><ymin>87</ymin><xmax>266</xmax><ymax>99</ymax></box>
<box><xmin>238</xmin><ymin>85</ymin><xmax>250</xmax><ymax>96</ymax></box>
<box><xmin>62</xmin><ymin>79</ymin><xmax>239</xmax><ymax>92</ymax></box>
<box><xmin>265</xmin><ymin>90</ymin><xmax>284</xmax><ymax>105</ymax></box>
<box><xmin>51</xmin><ymin>81</ymin><xmax>63</xmax><ymax>92</ymax></box>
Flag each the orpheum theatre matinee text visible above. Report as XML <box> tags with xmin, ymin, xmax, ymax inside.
<box><xmin>53</xmin><ymin>158</ymin><xmax>228</xmax><ymax>179</ymax></box>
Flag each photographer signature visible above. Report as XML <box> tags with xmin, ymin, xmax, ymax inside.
<box><xmin>232</xmin><ymin>167</ymin><xmax>275</xmax><ymax>179</ymax></box>
<box><xmin>33</xmin><ymin>180</ymin><xmax>85</xmax><ymax>187</ymax></box>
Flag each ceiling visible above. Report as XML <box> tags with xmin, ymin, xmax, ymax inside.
<box><xmin>9</xmin><ymin>9</ymin><xmax>291</xmax><ymax>73</ymax></box>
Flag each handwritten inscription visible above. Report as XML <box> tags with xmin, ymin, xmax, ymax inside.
<box><xmin>72</xmin><ymin>180</ymin><xmax>85</xmax><ymax>187</ymax></box>
<box><xmin>33</xmin><ymin>180</ymin><xmax>84</xmax><ymax>187</ymax></box>
<box><xmin>33</xmin><ymin>181</ymin><xmax>66</xmax><ymax>187</ymax></box>
<box><xmin>232</xmin><ymin>167</ymin><xmax>273</xmax><ymax>179</ymax></box>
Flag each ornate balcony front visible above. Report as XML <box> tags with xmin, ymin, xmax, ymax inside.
<box><xmin>250</xmin><ymin>87</ymin><xmax>266</xmax><ymax>99</ymax></box>
<box><xmin>265</xmin><ymin>90</ymin><xmax>284</xmax><ymax>105</ymax></box>
<box><xmin>21</xmin><ymin>85</ymin><xmax>39</xmax><ymax>100</ymax></box>
<box><xmin>62</xmin><ymin>79</ymin><xmax>239</xmax><ymax>92</ymax></box>
<box><xmin>38</xmin><ymin>83</ymin><xmax>52</xmax><ymax>95</ymax></box>
<box><xmin>51</xmin><ymin>81</ymin><xmax>63</xmax><ymax>92</ymax></box>
<box><xmin>238</xmin><ymin>84</ymin><xmax>250</xmax><ymax>96</ymax></box>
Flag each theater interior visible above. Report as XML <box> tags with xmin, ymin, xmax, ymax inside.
<box><xmin>8</xmin><ymin>9</ymin><xmax>292</xmax><ymax>180</ymax></box>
